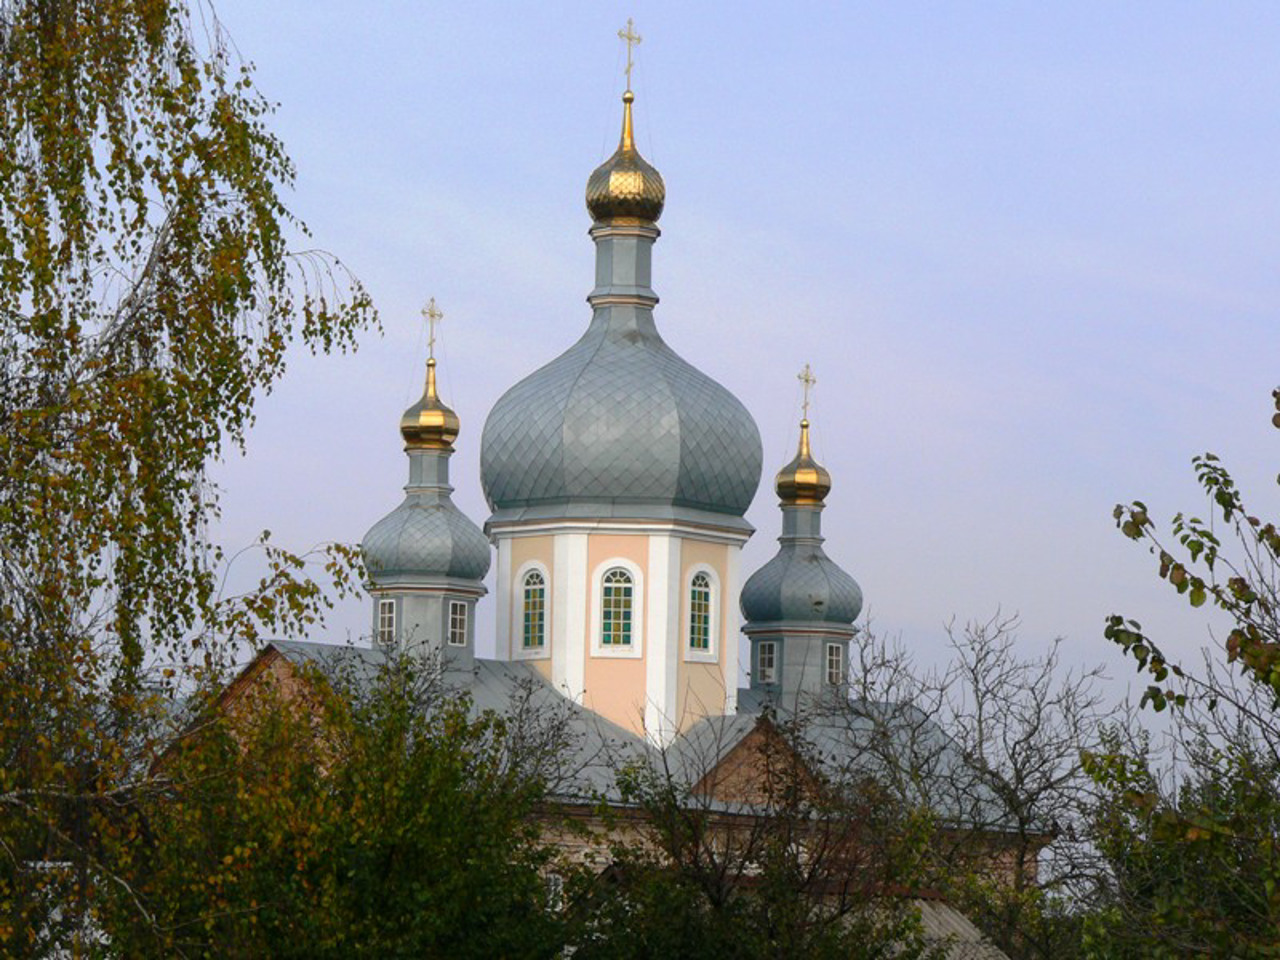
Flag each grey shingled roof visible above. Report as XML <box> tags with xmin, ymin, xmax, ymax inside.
<box><xmin>671</xmin><ymin>694</ymin><xmax>1016</xmax><ymax>832</ymax></box>
<box><xmin>740</xmin><ymin>539</ymin><xmax>864</xmax><ymax>625</ymax></box>
<box><xmin>267</xmin><ymin>642</ymin><xmax>1012</xmax><ymax>829</ymax></box>
<box><xmin>361</xmin><ymin>491</ymin><xmax>491</xmax><ymax>584</ymax></box>
<box><xmin>917</xmin><ymin>900</ymin><xmax>1011</xmax><ymax>959</ymax></box>
<box><xmin>270</xmin><ymin>638</ymin><xmax>389</xmax><ymax>677</ymax></box>
<box><xmin>269</xmin><ymin>641</ymin><xmax>648</xmax><ymax>801</ymax></box>
<box><xmin>480</xmin><ymin>304</ymin><xmax>763</xmax><ymax>521</ymax></box>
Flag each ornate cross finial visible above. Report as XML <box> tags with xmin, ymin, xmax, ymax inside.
<box><xmin>422</xmin><ymin>297</ymin><xmax>443</xmax><ymax>360</ymax></box>
<box><xmin>618</xmin><ymin>17</ymin><xmax>642</xmax><ymax>91</ymax></box>
<box><xmin>797</xmin><ymin>363</ymin><xmax>817</xmax><ymax>419</ymax></box>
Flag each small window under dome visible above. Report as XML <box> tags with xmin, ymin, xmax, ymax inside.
<box><xmin>826</xmin><ymin>643</ymin><xmax>844</xmax><ymax>686</ymax></box>
<box><xmin>757</xmin><ymin>641</ymin><xmax>777</xmax><ymax>684</ymax></box>
<box><xmin>377</xmin><ymin>599</ymin><xmax>396</xmax><ymax>646</ymax></box>
<box><xmin>448</xmin><ymin>601</ymin><xmax>468</xmax><ymax>647</ymax></box>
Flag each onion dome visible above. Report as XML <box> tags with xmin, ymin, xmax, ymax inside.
<box><xmin>480</xmin><ymin>84</ymin><xmax>760</xmax><ymax>526</ymax></box>
<box><xmin>362</xmin><ymin>496</ymin><xmax>491</xmax><ymax>584</ymax></box>
<box><xmin>741</xmin><ymin>419</ymin><xmax>862</xmax><ymax>625</ymax></box>
<box><xmin>586</xmin><ymin>90</ymin><xmax>666</xmax><ymax>223</ymax></box>
<box><xmin>362</xmin><ymin>352</ymin><xmax>490</xmax><ymax>586</ymax></box>
<box><xmin>775</xmin><ymin>419</ymin><xmax>831</xmax><ymax>505</ymax></box>
<box><xmin>400</xmin><ymin>357</ymin><xmax>459</xmax><ymax>450</ymax></box>
<box><xmin>481</xmin><ymin>328</ymin><xmax>762</xmax><ymax>522</ymax></box>
<box><xmin>740</xmin><ymin>538</ymin><xmax>862</xmax><ymax>625</ymax></box>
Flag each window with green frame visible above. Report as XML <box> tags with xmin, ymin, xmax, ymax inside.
<box><xmin>522</xmin><ymin>569</ymin><xmax>546</xmax><ymax>649</ymax></box>
<box><xmin>689</xmin><ymin>572</ymin><xmax>712</xmax><ymax>652</ymax></box>
<box><xmin>601</xmin><ymin>568</ymin><xmax>633</xmax><ymax>646</ymax></box>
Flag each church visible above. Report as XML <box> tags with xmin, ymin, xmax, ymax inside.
<box><xmin>358</xmin><ymin>76</ymin><xmax>862</xmax><ymax>747</ymax></box>
<box><xmin>224</xmin><ymin>46</ymin><xmax>1025</xmax><ymax>957</ymax></box>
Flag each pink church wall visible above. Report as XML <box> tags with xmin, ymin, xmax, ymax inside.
<box><xmin>583</xmin><ymin>532</ymin><xmax>649</xmax><ymax>736</ymax></box>
<box><xmin>678</xmin><ymin>539</ymin><xmax>731</xmax><ymax>726</ymax></box>
<box><xmin>510</xmin><ymin>534</ymin><xmax>554</xmax><ymax>680</ymax></box>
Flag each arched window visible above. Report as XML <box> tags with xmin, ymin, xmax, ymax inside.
<box><xmin>688</xmin><ymin>572</ymin><xmax>712</xmax><ymax>652</ymax></box>
<box><xmin>600</xmin><ymin>567</ymin><xmax>634</xmax><ymax>647</ymax></box>
<box><xmin>522</xmin><ymin>569</ymin><xmax>546</xmax><ymax>649</ymax></box>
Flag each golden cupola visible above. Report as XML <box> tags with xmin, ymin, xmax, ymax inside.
<box><xmin>363</xmin><ymin>301</ymin><xmax>490</xmax><ymax>592</ymax></box>
<box><xmin>586</xmin><ymin>89</ymin><xmax>666</xmax><ymax>223</ymax></box>
<box><xmin>775</xmin><ymin>419</ymin><xmax>832</xmax><ymax>506</ymax></box>
<box><xmin>400</xmin><ymin>356</ymin><xmax>460</xmax><ymax>451</ymax></box>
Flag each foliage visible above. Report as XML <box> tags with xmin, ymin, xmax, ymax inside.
<box><xmin>93</xmin><ymin>652</ymin><xmax>573</xmax><ymax>958</ymax></box>
<box><xmin>1106</xmin><ymin>388</ymin><xmax>1280</xmax><ymax>713</ymax></box>
<box><xmin>0</xmin><ymin>0</ymin><xmax>373</xmax><ymax>950</ymax></box>
<box><xmin>844</xmin><ymin>616</ymin><xmax>1107</xmax><ymax>960</ymax></box>
<box><xmin>572</xmin><ymin>713</ymin><xmax>945</xmax><ymax>960</ymax></box>
<box><xmin>1082</xmin><ymin>725</ymin><xmax>1280</xmax><ymax>959</ymax></box>
<box><xmin>1088</xmin><ymin>386</ymin><xmax>1280</xmax><ymax>957</ymax></box>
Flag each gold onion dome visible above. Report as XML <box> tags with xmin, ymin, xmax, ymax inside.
<box><xmin>775</xmin><ymin>419</ymin><xmax>832</xmax><ymax>505</ymax></box>
<box><xmin>400</xmin><ymin>357</ymin><xmax>460</xmax><ymax>450</ymax></box>
<box><xmin>586</xmin><ymin>90</ymin><xmax>665</xmax><ymax>223</ymax></box>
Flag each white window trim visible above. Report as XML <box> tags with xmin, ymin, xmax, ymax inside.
<box><xmin>682</xmin><ymin>564</ymin><xmax>720</xmax><ymax>663</ymax></box>
<box><xmin>757</xmin><ymin>640</ymin><xmax>778</xmax><ymax>684</ymax></box>
<box><xmin>377</xmin><ymin>597</ymin><xmax>396</xmax><ymax>647</ymax></box>
<box><xmin>447</xmin><ymin>599</ymin><xmax>468</xmax><ymax>647</ymax></box>
<box><xmin>826</xmin><ymin>642</ymin><xmax>845</xmax><ymax>686</ymax></box>
<box><xmin>589</xmin><ymin>557</ymin><xmax>644</xmax><ymax>659</ymax></box>
<box><xmin>512</xmin><ymin>560</ymin><xmax>551</xmax><ymax>661</ymax></box>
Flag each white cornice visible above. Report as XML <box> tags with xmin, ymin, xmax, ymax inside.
<box><xmin>489</xmin><ymin>517</ymin><xmax>750</xmax><ymax>546</ymax></box>
<box><xmin>367</xmin><ymin>582</ymin><xmax>487</xmax><ymax>599</ymax></box>
<box><xmin>742</xmin><ymin>621</ymin><xmax>856</xmax><ymax>640</ymax></box>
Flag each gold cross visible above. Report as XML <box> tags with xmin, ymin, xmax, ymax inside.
<box><xmin>797</xmin><ymin>363</ymin><xmax>817</xmax><ymax>418</ymax></box>
<box><xmin>618</xmin><ymin>17</ymin><xmax>642</xmax><ymax>91</ymax></box>
<box><xmin>422</xmin><ymin>297</ymin><xmax>443</xmax><ymax>360</ymax></box>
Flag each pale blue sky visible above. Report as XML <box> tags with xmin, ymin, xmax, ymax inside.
<box><xmin>209</xmin><ymin>1</ymin><xmax>1280</xmax><ymax>687</ymax></box>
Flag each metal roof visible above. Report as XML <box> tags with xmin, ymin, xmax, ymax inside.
<box><xmin>268</xmin><ymin>642</ymin><xmax>1014</xmax><ymax>830</ymax></box>
<box><xmin>362</xmin><ymin>491</ymin><xmax>491</xmax><ymax>584</ymax></box>
<box><xmin>741</xmin><ymin>538</ymin><xmax>863</xmax><ymax>626</ymax></box>
<box><xmin>480</xmin><ymin>304</ymin><xmax>763</xmax><ymax>521</ymax></box>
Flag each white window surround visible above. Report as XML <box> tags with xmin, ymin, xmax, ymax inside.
<box><xmin>682</xmin><ymin>563</ymin><xmax>720</xmax><ymax>663</ymax></box>
<box><xmin>589</xmin><ymin>557</ymin><xmax>644</xmax><ymax>659</ymax></box>
<box><xmin>512</xmin><ymin>560</ymin><xmax>551</xmax><ymax>661</ymax></box>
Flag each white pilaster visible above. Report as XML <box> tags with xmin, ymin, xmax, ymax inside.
<box><xmin>551</xmin><ymin>534</ymin><xmax>569</xmax><ymax>690</ymax></box>
<box><xmin>495</xmin><ymin>536</ymin><xmax>512</xmax><ymax>660</ymax></box>
<box><xmin>644</xmin><ymin>533</ymin><xmax>682</xmax><ymax>745</ymax></box>
<box><xmin>665</xmin><ymin>536</ymin><xmax>682</xmax><ymax>726</ymax></box>
<box><xmin>724</xmin><ymin>542</ymin><xmax>742</xmax><ymax>714</ymax></box>
<box><xmin>557</xmin><ymin>532</ymin><xmax>588</xmax><ymax>700</ymax></box>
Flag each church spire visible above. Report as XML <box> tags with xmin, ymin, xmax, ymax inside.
<box><xmin>585</xmin><ymin>20</ymin><xmax>665</xmax><ymax>224</ymax></box>
<box><xmin>741</xmin><ymin>365</ymin><xmax>862</xmax><ymax>698</ymax></box>
<box><xmin>399</xmin><ymin>298</ymin><xmax>460</xmax><ymax>451</ymax></box>
<box><xmin>775</xmin><ymin>365</ymin><xmax>832</xmax><ymax>506</ymax></box>
<box><xmin>618</xmin><ymin>17</ymin><xmax>641</xmax><ymax>93</ymax></box>
<box><xmin>363</xmin><ymin>298</ymin><xmax>490</xmax><ymax>663</ymax></box>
